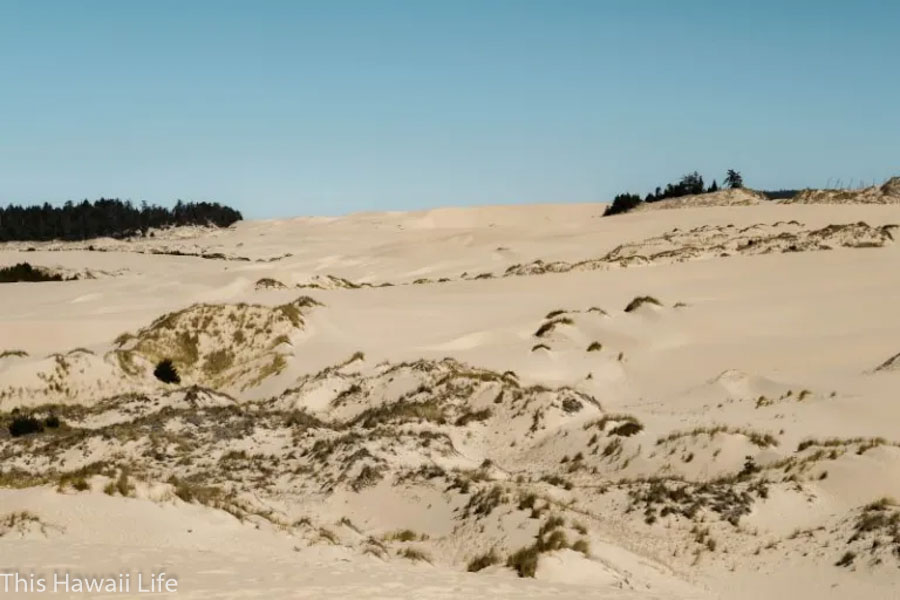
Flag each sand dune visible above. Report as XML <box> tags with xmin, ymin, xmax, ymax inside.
<box><xmin>2</xmin><ymin>199</ymin><xmax>900</xmax><ymax>598</ymax></box>
<box><xmin>784</xmin><ymin>177</ymin><xmax>900</xmax><ymax>205</ymax></box>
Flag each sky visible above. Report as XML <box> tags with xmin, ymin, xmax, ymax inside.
<box><xmin>1</xmin><ymin>0</ymin><xmax>898</xmax><ymax>218</ymax></box>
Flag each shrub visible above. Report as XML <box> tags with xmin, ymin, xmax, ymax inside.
<box><xmin>44</xmin><ymin>415</ymin><xmax>61</xmax><ymax>429</ymax></box>
<box><xmin>0</xmin><ymin>263</ymin><xmax>64</xmax><ymax>283</ymax></box>
<box><xmin>506</xmin><ymin>545</ymin><xmax>540</xmax><ymax>577</ymax></box>
<box><xmin>571</xmin><ymin>538</ymin><xmax>590</xmax><ymax>556</ymax></box>
<box><xmin>586</xmin><ymin>342</ymin><xmax>602</xmax><ymax>352</ymax></box>
<box><xmin>154</xmin><ymin>359</ymin><xmax>181</xmax><ymax>384</ymax></box>
<box><xmin>9</xmin><ymin>415</ymin><xmax>44</xmax><ymax>437</ymax></box>
<box><xmin>603</xmin><ymin>193</ymin><xmax>643</xmax><ymax>216</ymax></box>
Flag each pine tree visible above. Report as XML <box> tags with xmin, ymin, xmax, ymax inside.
<box><xmin>725</xmin><ymin>170</ymin><xmax>744</xmax><ymax>189</ymax></box>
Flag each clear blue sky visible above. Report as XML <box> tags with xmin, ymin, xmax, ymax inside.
<box><xmin>1</xmin><ymin>0</ymin><xmax>898</xmax><ymax>218</ymax></box>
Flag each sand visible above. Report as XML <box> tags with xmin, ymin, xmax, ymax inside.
<box><xmin>1</xmin><ymin>198</ymin><xmax>900</xmax><ymax>598</ymax></box>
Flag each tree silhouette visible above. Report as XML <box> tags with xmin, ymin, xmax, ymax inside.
<box><xmin>604</xmin><ymin>193</ymin><xmax>643</xmax><ymax>216</ymax></box>
<box><xmin>724</xmin><ymin>170</ymin><xmax>744</xmax><ymax>189</ymax></box>
<box><xmin>0</xmin><ymin>198</ymin><xmax>242</xmax><ymax>242</ymax></box>
<box><xmin>679</xmin><ymin>172</ymin><xmax>705</xmax><ymax>195</ymax></box>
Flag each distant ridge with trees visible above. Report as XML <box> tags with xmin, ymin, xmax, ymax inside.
<box><xmin>604</xmin><ymin>170</ymin><xmax>745</xmax><ymax>216</ymax></box>
<box><xmin>0</xmin><ymin>199</ymin><xmax>242</xmax><ymax>242</ymax></box>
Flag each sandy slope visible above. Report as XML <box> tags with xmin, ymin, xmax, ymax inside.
<box><xmin>2</xmin><ymin>199</ymin><xmax>900</xmax><ymax>599</ymax></box>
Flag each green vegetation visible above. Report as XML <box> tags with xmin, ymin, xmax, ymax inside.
<box><xmin>0</xmin><ymin>198</ymin><xmax>241</xmax><ymax>242</ymax></box>
<box><xmin>154</xmin><ymin>359</ymin><xmax>181</xmax><ymax>384</ymax></box>
<box><xmin>0</xmin><ymin>263</ymin><xmax>65</xmax><ymax>283</ymax></box>
<box><xmin>603</xmin><ymin>169</ymin><xmax>745</xmax><ymax>216</ymax></box>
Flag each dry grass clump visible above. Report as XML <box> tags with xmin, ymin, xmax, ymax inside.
<box><xmin>103</xmin><ymin>469</ymin><xmax>134</xmax><ymax>497</ymax></box>
<box><xmin>571</xmin><ymin>538</ymin><xmax>591</xmax><ymax>555</ymax></box>
<box><xmin>625</xmin><ymin>476</ymin><xmax>769</xmax><ymax>526</ymax></box>
<box><xmin>586</xmin><ymin>414</ymin><xmax>644</xmax><ymax>437</ymax></box>
<box><xmin>255</xmin><ymin>277</ymin><xmax>287</xmax><ymax>290</ymax></box>
<box><xmin>351</xmin><ymin>399</ymin><xmax>446</xmax><ymax>428</ymax></box>
<box><xmin>168</xmin><ymin>475</ymin><xmax>223</xmax><ymax>504</ymax></box>
<box><xmin>351</xmin><ymin>464</ymin><xmax>383</xmax><ymax>492</ymax></box>
<box><xmin>795</xmin><ymin>436</ymin><xmax>896</xmax><ymax>454</ymax></box>
<box><xmin>454</xmin><ymin>408</ymin><xmax>492</xmax><ymax>426</ymax></box>
<box><xmin>0</xmin><ymin>511</ymin><xmax>46</xmax><ymax>537</ymax></box>
<box><xmin>624</xmin><ymin>296</ymin><xmax>662</xmax><ymax>312</ymax></box>
<box><xmin>397</xmin><ymin>547</ymin><xmax>431</xmax><ymax>563</ymax></box>
<box><xmin>461</xmin><ymin>485</ymin><xmax>508</xmax><ymax>519</ymax></box>
<box><xmin>383</xmin><ymin>529</ymin><xmax>428</xmax><ymax>542</ymax></box>
<box><xmin>467</xmin><ymin>549</ymin><xmax>500</xmax><ymax>572</ymax></box>
<box><xmin>836</xmin><ymin>498</ymin><xmax>900</xmax><ymax>566</ymax></box>
<box><xmin>874</xmin><ymin>352</ymin><xmax>900</xmax><ymax>372</ymax></box>
<box><xmin>540</xmin><ymin>474</ymin><xmax>573</xmax><ymax>490</ymax></box>
<box><xmin>657</xmin><ymin>425</ymin><xmax>778</xmax><ymax>448</ymax></box>
<box><xmin>506</xmin><ymin>515</ymin><xmax>586</xmax><ymax>577</ymax></box>
<box><xmin>318</xmin><ymin>528</ymin><xmax>339</xmax><ymax>544</ymax></box>
<box><xmin>534</xmin><ymin>317</ymin><xmax>574</xmax><ymax>338</ymax></box>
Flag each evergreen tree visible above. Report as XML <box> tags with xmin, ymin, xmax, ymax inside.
<box><xmin>725</xmin><ymin>170</ymin><xmax>744</xmax><ymax>189</ymax></box>
<box><xmin>0</xmin><ymin>198</ymin><xmax>242</xmax><ymax>242</ymax></box>
<box><xmin>604</xmin><ymin>193</ymin><xmax>643</xmax><ymax>216</ymax></box>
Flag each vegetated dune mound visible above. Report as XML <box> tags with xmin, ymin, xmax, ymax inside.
<box><xmin>7</xmin><ymin>200</ymin><xmax>900</xmax><ymax>597</ymax></box>
<box><xmin>0</xmin><ymin>348</ymin><xmax>139</xmax><ymax>409</ymax></box>
<box><xmin>254</xmin><ymin>277</ymin><xmax>288</xmax><ymax>290</ymax></box>
<box><xmin>0</xmin><ymin>296</ymin><xmax>322</xmax><ymax>409</ymax></box>
<box><xmin>4</xmin><ymin>352</ymin><xmax>900</xmax><ymax>590</ymax></box>
<box><xmin>783</xmin><ymin>177</ymin><xmax>900</xmax><ymax>205</ymax></box>
<box><xmin>0</xmin><ymin>510</ymin><xmax>62</xmax><ymax>539</ymax></box>
<box><xmin>295</xmin><ymin>274</ymin><xmax>387</xmax><ymax>290</ymax></box>
<box><xmin>633</xmin><ymin>188</ymin><xmax>767</xmax><ymax>211</ymax></box>
<box><xmin>503</xmin><ymin>221</ymin><xmax>896</xmax><ymax>277</ymax></box>
<box><xmin>113</xmin><ymin>295</ymin><xmax>322</xmax><ymax>392</ymax></box>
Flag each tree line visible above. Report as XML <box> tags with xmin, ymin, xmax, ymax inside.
<box><xmin>604</xmin><ymin>170</ymin><xmax>744</xmax><ymax>216</ymax></box>
<box><xmin>0</xmin><ymin>198</ymin><xmax>242</xmax><ymax>242</ymax></box>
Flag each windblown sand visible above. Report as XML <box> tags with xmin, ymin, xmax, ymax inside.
<box><xmin>2</xmin><ymin>201</ymin><xmax>900</xmax><ymax>599</ymax></box>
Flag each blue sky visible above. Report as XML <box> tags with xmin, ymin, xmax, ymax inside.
<box><xmin>1</xmin><ymin>0</ymin><xmax>898</xmax><ymax>218</ymax></box>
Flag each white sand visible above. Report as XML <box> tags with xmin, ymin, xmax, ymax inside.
<box><xmin>2</xmin><ymin>199</ymin><xmax>900</xmax><ymax>598</ymax></box>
